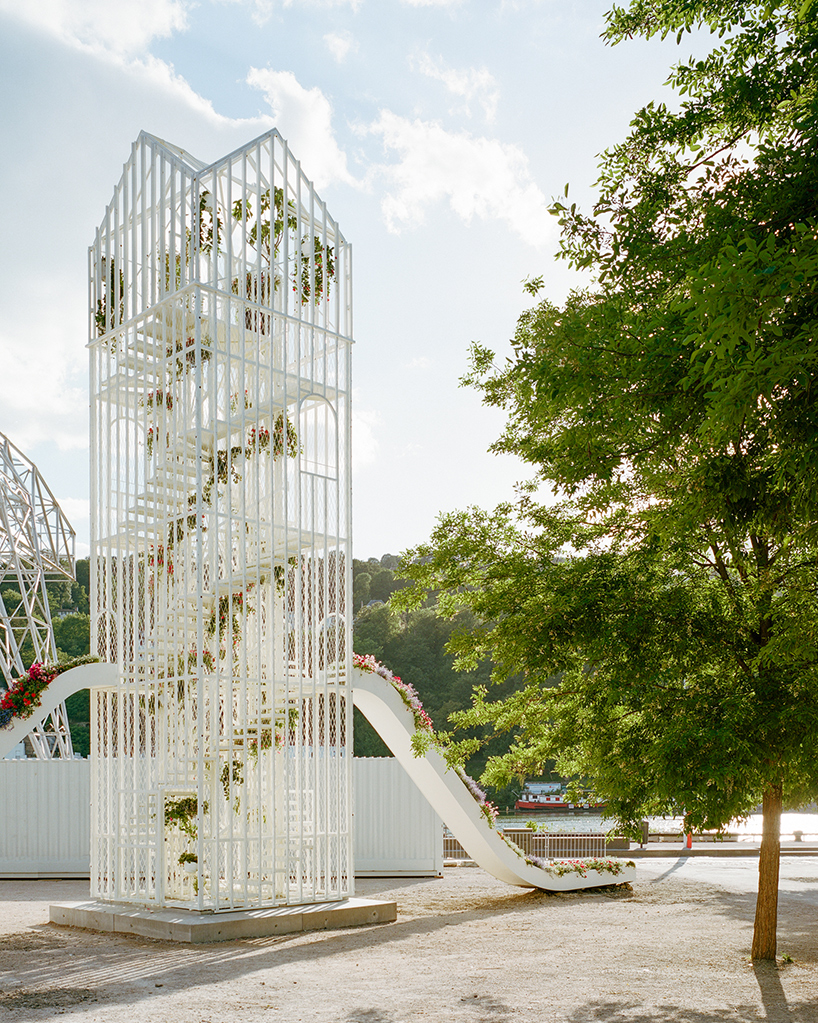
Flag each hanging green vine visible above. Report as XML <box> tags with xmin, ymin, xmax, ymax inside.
<box><xmin>204</xmin><ymin>587</ymin><xmax>257</xmax><ymax>654</ymax></box>
<box><xmin>231</xmin><ymin>187</ymin><xmax>335</xmax><ymax>305</ymax></box>
<box><xmin>164</xmin><ymin>796</ymin><xmax>204</xmax><ymax>839</ymax></box>
<box><xmin>220</xmin><ymin>759</ymin><xmax>244</xmax><ymax>813</ymax></box>
<box><xmin>95</xmin><ymin>256</ymin><xmax>125</xmax><ymax>338</ymax></box>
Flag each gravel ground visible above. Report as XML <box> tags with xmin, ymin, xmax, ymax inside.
<box><xmin>1</xmin><ymin>858</ymin><xmax>817</xmax><ymax>1023</ymax></box>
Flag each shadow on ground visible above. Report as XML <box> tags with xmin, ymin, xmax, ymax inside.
<box><xmin>559</xmin><ymin>988</ymin><xmax>818</xmax><ymax>1023</ymax></box>
<box><xmin>0</xmin><ymin>883</ymin><xmax>612</xmax><ymax>1014</ymax></box>
<box><xmin>2</xmin><ymin>872</ymin><xmax>817</xmax><ymax>1019</ymax></box>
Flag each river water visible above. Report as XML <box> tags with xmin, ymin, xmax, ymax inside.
<box><xmin>496</xmin><ymin>811</ymin><xmax>818</xmax><ymax>840</ymax></box>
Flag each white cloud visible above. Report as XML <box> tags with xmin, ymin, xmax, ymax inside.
<box><xmin>416</xmin><ymin>53</ymin><xmax>499</xmax><ymax>122</ymax></box>
<box><xmin>324</xmin><ymin>30</ymin><xmax>356</xmax><ymax>63</ymax></box>
<box><xmin>56</xmin><ymin>498</ymin><xmax>91</xmax><ymax>529</ymax></box>
<box><xmin>401</xmin><ymin>356</ymin><xmax>431</xmax><ymax>370</ymax></box>
<box><xmin>364</xmin><ymin>111</ymin><xmax>553</xmax><ymax>247</ymax></box>
<box><xmin>401</xmin><ymin>0</ymin><xmax>463</xmax><ymax>7</ymax></box>
<box><xmin>0</xmin><ymin>1</ymin><xmax>278</xmax><ymax>136</ymax></box>
<box><xmin>219</xmin><ymin>0</ymin><xmax>362</xmax><ymax>22</ymax></box>
<box><xmin>0</xmin><ymin>329</ymin><xmax>88</xmax><ymax>453</ymax></box>
<box><xmin>0</xmin><ymin>0</ymin><xmax>189</xmax><ymax>56</ymax></box>
<box><xmin>127</xmin><ymin>55</ymin><xmax>273</xmax><ymax>129</ymax></box>
<box><xmin>246</xmin><ymin>68</ymin><xmax>356</xmax><ymax>189</ymax></box>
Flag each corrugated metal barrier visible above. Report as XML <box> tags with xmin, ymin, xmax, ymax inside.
<box><xmin>0</xmin><ymin>757</ymin><xmax>444</xmax><ymax>878</ymax></box>
<box><xmin>0</xmin><ymin>758</ymin><xmax>617</xmax><ymax>878</ymax></box>
<box><xmin>0</xmin><ymin>760</ymin><xmax>91</xmax><ymax>875</ymax></box>
<box><xmin>353</xmin><ymin>758</ymin><xmax>443</xmax><ymax>876</ymax></box>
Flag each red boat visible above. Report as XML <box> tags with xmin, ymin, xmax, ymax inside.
<box><xmin>514</xmin><ymin>784</ymin><xmax>606</xmax><ymax>813</ymax></box>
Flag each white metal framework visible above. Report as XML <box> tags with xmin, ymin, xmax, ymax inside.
<box><xmin>0</xmin><ymin>432</ymin><xmax>75</xmax><ymax>759</ymax></box>
<box><xmin>89</xmin><ymin>131</ymin><xmax>353</xmax><ymax>911</ymax></box>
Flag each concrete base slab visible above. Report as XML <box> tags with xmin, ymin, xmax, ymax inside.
<box><xmin>49</xmin><ymin>897</ymin><xmax>397</xmax><ymax>943</ymax></box>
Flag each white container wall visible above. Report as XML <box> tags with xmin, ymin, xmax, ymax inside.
<box><xmin>354</xmin><ymin>759</ymin><xmax>443</xmax><ymax>876</ymax></box>
<box><xmin>0</xmin><ymin>759</ymin><xmax>443</xmax><ymax>879</ymax></box>
<box><xmin>0</xmin><ymin>761</ymin><xmax>91</xmax><ymax>876</ymax></box>
<box><xmin>89</xmin><ymin>132</ymin><xmax>353</xmax><ymax>912</ymax></box>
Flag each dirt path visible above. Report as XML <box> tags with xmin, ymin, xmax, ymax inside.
<box><xmin>1</xmin><ymin>861</ymin><xmax>817</xmax><ymax>1022</ymax></box>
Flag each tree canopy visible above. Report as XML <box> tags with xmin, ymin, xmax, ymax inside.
<box><xmin>395</xmin><ymin>0</ymin><xmax>818</xmax><ymax>960</ymax></box>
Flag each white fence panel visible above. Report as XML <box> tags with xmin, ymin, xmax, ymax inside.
<box><xmin>0</xmin><ymin>758</ymin><xmax>443</xmax><ymax>878</ymax></box>
<box><xmin>0</xmin><ymin>760</ymin><xmax>90</xmax><ymax>876</ymax></box>
<box><xmin>445</xmin><ymin>828</ymin><xmax>607</xmax><ymax>861</ymax></box>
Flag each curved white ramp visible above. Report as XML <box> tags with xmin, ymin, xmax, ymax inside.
<box><xmin>0</xmin><ymin>663</ymin><xmax>117</xmax><ymax>760</ymax></box>
<box><xmin>352</xmin><ymin>666</ymin><xmax>635</xmax><ymax>892</ymax></box>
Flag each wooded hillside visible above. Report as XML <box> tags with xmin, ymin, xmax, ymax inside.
<box><xmin>352</xmin><ymin>555</ymin><xmax>531</xmax><ymax>806</ymax></box>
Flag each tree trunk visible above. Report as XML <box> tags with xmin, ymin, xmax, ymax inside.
<box><xmin>751</xmin><ymin>782</ymin><xmax>782</xmax><ymax>961</ymax></box>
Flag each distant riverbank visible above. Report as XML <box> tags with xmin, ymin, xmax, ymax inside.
<box><xmin>497</xmin><ymin>810</ymin><xmax>818</xmax><ymax>840</ymax></box>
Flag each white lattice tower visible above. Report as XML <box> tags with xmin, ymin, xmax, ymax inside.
<box><xmin>0</xmin><ymin>432</ymin><xmax>75</xmax><ymax>759</ymax></box>
<box><xmin>90</xmin><ymin>131</ymin><xmax>353</xmax><ymax>911</ymax></box>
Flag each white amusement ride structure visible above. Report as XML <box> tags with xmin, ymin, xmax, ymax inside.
<box><xmin>88</xmin><ymin>130</ymin><xmax>352</xmax><ymax>912</ymax></box>
<box><xmin>0</xmin><ymin>432</ymin><xmax>76</xmax><ymax>759</ymax></box>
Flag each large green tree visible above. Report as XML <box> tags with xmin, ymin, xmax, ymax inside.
<box><xmin>396</xmin><ymin>1</ymin><xmax>818</xmax><ymax>960</ymax></box>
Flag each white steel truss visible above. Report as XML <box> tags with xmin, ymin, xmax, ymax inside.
<box><xmin>0</xmin><ymin>432</ymin><xmax>75</xmax><ymax>759</ymax></box>
<box><xmin>90</xmin><ymin>131</ymin><xmax>353</xmax><ymax>911</ymax></box>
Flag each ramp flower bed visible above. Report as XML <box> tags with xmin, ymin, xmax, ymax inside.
<box><xmin>0</xmin><ymin>655</ymin><xmax>99</xmax><ymax>729</ymax></box>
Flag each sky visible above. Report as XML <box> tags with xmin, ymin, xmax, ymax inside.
<box><xmin>0</xmin><ymin>0</ymin><xmax>702</xmax><ymax>561</ymax></box>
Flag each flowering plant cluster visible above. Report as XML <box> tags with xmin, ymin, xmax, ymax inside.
<box><xmin>527</xmin><ymin>857</ymin><xmax>636</xmax><ymax>879</ymax></box>
<box><xmin>479</xmin><ymin>800</ymin><xmax>500</xmax><ymax>828</ymax></box>
<box><xmin>142</xmin><ymin>386</ymin><xmax>174</xmax><ymax>456</ymax></box>
<box><xmin>391</xmin><ymin>677</ymin><xmax>434</xmax><ymax>733</ymax></box>
<box><xmin>246</xmin><ymin>706</ymin><xmax>298</xmax><ymax>755</ymax></box>
<box><xmin>206</xmin><ymin>589</ymin><xmax>254</xmax><ymax>651</ymax></box>
<box><xmin>230</xmin><ymin>390</ymin><xmax>251</xmax><ymax>415</ymax></box>
<box><xmin>351</xmin><ymin>654</ymin><xmax>634</xmax><ymax>884</ymax></box>
<box><xmin>0</xmin><ymin>654</ymin><xmax>100</xmax><ymax>729</ymax></box>
<box><xmin>142</xmin><ymin>388</ymin><xmax>173</xmax><ymax>411</ymax></box>
<box><xmin>352</xmin><ymin>653</ymin><xmax>508</xmax><ymax>829</ymax></box>
<box><xmin>230</xmin><ymin>188</ymin><xmax>336</xmax><ymax>307</ymax></box>
<box><xmin>271</xmin><ymin>414</ymin><xmax>298</xmax><ymax>460</ymax></box>
<box><xmin>165</xmin><ymin>796</ymin><xmax>202</xmax><ymax>839</ymax></box>
<box><xmin>246</xmin><ymin>426</ymin><xmax>271</xmax><ymax>453</ymax></box>
<box><xmin>184</xmin><ymin>646</ymin><xmax>215</xmax><ymax>673</ymax></box>
<box><xmin>148</xmin><ymin>544</ymin><xmax>174</xmax><ymax>576</ymax></box>
<box><xmin>0</xmin><ymin>663</ymin><xmax>57</xmax><ymax>727</ymax></box>
<box><xmin>166</xmin><ymin>335</ymin><xmax>212</xmax><ymax>378</ymax></box>
<box><xmin>145</xmin><ymin>426</ymin><xmax>169</xmax><ymax>458</ymax></box>
<box><xmin>454</xmin><ymin>766</ymin><xmax>500</xmax><ymax>827</ymax></box>
<box><xmin>246</xmin><ymin>727</ymin><xmax>277</xmax><ymax>755</ymax></box>
<box><xmin>353</xmin><ymin>652</ymin><xmax>434</xmax><ymax>733</ymax></box>
<box><xmin>455</xmin><ymin>766</ymin><xmax>487</xmax><ymax>803</ymax></box>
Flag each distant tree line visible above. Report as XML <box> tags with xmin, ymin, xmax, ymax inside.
<box><xmin>351</xmin><ymin>554</ymin><xmax>412</xmax><ymax>609</ymax></box>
